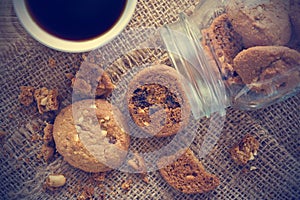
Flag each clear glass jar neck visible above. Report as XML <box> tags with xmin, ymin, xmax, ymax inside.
<box><xmin>160</xmin><ymin>13</ymin><xmax>229</xmax><ymax>119</ymax></box>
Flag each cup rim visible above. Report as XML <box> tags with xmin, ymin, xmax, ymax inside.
<box><xmin>13</xmin><ymin>0</ymin><xmax>137</xmax><ymax>53</ymax></box>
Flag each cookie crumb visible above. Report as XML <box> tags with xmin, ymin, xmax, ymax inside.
<box><xmin>142</xmin><ymin>176</ymin><xmax>149</xmax><ymax>184</ymax></box>
<box><xmin>19</xmin><ymin>86</ymin><xmax>35</xmax><ymax>106</ymax></box>
<box><xmin>121</xmin><ymin>179</ymin><xmax>133</xmax><ymax>191</ymax></box>
<box><xmin>92</xmin><ymin>172</ymin><xmax>106</xmax><ymax>183</ymax></box>
<box><xmin>127</xmin><ymin>153</ymin><xmax>146</xmax><ymax>173</ymax></box>
<box><xmin>0</xmin><ymin>129</ymin><xmax>7</xmax><ymax>139</ymax></box>
<box><xmin>8</xmin><ymin>113</ymin><xmax>14</xmax><ymax>119</ymax></box>
<box><xmin>77</xmin><ymin>186</ymin><xmax>94</xmax><ymax>200</ymax></box>
<box><xmin>65</xmin><ymin>73</ymin><xmax>74</xmax><ymax>80</ymax></box>
<box><xmin>48</xmin><ymin>57</ymin><xmax>56</xmax><ymax>68</ymax></box>
<box><xmin>31</xmin><ymin>133</ymin><xmax>42</xmax><ymax>142</ymax></box>
<box><xmin>43</xmin><ymin>123</ymin><xmax>54</xmax><ymax>145</ymax></box>
<box><xmin>34</xmin><ymin>87</ymin><xmax>59</xmax><ymax>114</ymax></box>
<box><xmin>230</xmin><ymin>135</ymin><xmax>259</xmax><ymax>166</ymax></box>
<box><xmin>41</xmin><ymin>144</ymin><xmax>55</xmax><ymax>162</ymax></box>
<box><xmin>127</xmin><ymin>152</ymin><xmax>149</xmax><ymax>183</ymax></box>
<box><xmin>41</xmin><ymin>123</ymin><xmax>56</xmax><ymax>162</ymax></box>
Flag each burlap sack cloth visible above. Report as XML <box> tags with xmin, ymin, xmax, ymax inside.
<box><xmin>0</xmin><ymin>0</ymin><xmax>299</xmax><ymax>199</ymax></box>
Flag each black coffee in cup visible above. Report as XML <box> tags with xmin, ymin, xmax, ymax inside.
<box><xmin>25</xmin><ymin>0</ymin><xmax>127</xmax><ymax>41</ymax></box>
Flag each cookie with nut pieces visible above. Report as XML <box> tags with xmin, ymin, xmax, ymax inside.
<box><xmin>53</xmin><ymin>99</ymin><xmax>130</xmax><ymax>173</ymax></box>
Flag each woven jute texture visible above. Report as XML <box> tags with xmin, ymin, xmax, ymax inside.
<box><xmin>0</xmin><ymin>0</ymin><xmax>299</xmax><ymax>199</ymax></box>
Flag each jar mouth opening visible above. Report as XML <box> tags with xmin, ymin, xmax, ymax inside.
<box><xmin>160</xmin><ymin>13</ymin><xmax>228</xmax><ymax>119</ymax></box>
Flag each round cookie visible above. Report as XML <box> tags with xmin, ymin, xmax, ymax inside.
<box><xmin>227</xmin><ymin>0</ymin><xmax>291</xmax><ymax>48</ymax></box>
<box><xmin>53</xmin><ymin>99</ymin><xmax>130</xmax><ymax>173</ymax></box>
<box><xmin>127</xmin><ymin>64</ymin><xmax>190</xmax><ymax>137</ymax></box>
<box><xmin>233</xmin><ymin>46</ymin><xmax>300</xmax><ymax>93</ymax></box>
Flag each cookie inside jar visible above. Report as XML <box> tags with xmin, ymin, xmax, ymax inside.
<box><xmin>160</xmin><ymin>0</ymin><xmax>300</xmax><ymax>112</ymax></box>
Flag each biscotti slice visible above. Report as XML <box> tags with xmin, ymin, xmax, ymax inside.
<box><xmin>233</xmin><ymin>46</ymin><xmax>300</xmax><ymax>93</ymax></box>
<box><xmin>201</xmin><ymin>13</ymin><xmax>244</xmax><ymax>85</ymax></box>
<box><xmin>157</xmin><ymin>149</ymin><xmax>220</xmax><ymax>194</ymax></box>
<box><xmin>127</xmin><ymin>64</ymin><xmax>190</xmax><ymax>137</ymax></box>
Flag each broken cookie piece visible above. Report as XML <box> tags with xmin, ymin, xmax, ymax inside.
<box><xmin>43</xmin><ymin>123</ymin><xmax>54</xmax><ymax>145</ymax></box>
<box><xmin>157</xmin><ymin>148</ymin><xmax>220</xmax><ymax>194</ymax></box>
<box><xmin>41</xmin><ymin>144</ymin><xmax>55</xmax><ymax>162</ymax></box>
<box><xmin>19</xmin><ymin>86</ymin><xmax>35</xmax><ymax>106</ymax></box>
<box><xmin>230</xmin><ymin>134</ymin><xmax>259</xmax><ymax>166</ymax></box>
<box><xmin>34</xmin><ymin>87</ymin><xmax>59</xmax><ymax>114</ymax></box>
<box><xmin>72</xmin><ymin>62</ymin><xmax>115</xmax><ymax>99</ymax></box>
<box><xmin>41</xmin><ymin>123</ymin><xmax>55</xmax><ymax>162</ymax></box>
<box><xmin>121</xmin><ymin>179</ymin><xmax>133</xmax><ymax>191</ymax></box>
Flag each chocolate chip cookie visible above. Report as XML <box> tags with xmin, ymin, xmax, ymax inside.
<box><xmin>127</xmin><ymin>64</ymin><xmax>190</xmax><ymax>137</ymax></box>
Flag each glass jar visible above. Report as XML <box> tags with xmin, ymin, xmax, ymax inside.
<box><xmin>159</xmin><ymin>0</ymin><xmax>300</xmax><ymax>119</ymax></box>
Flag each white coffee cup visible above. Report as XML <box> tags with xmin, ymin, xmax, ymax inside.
<box><xmin>13</xmin><ymin>0</ymin><xmax>137</xmax><ymax>53</ymax></box>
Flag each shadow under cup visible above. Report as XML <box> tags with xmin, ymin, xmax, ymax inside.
<box><xmin>13</xmin><ymin>0</ymin><xmax>137</xmax><ymax>52</ymax></box>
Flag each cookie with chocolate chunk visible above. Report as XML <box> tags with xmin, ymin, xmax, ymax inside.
<box><xmin>157</xmin><ymin>148</ymin><xmax>220</xmax><ymax>194</ymax></box>
<box><xmin>127</xmin><ymin>64</ymin><xmax>190</xmax><ymax>137</ymax></box>
<box><xmin>53</xmin><ymin>99</ymin><xmax>130</xmax><ymax>172</ymax></box>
